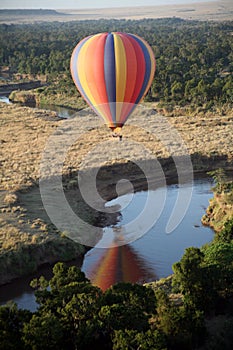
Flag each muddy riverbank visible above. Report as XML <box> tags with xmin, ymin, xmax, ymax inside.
<box><xmin>0</xmin><ymin>81</ymin><xmax>46</xmax><ymax>97</ymax></box>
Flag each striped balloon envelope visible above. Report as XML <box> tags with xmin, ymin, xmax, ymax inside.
<box><xmin>70</xmin><ymin>32</ymin><xmax>156</xmax><ymax>132</ymax></box>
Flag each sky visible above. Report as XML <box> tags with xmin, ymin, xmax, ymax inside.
<box><xmin>0</xmin><ymin>0</ymin><xmax>215</xmax><ymax>10</ymax></box>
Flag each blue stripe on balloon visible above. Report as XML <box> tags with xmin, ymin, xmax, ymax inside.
<box><xmin>128</xmin><ymin>34</ymin><xmax>152</xmax><ymax>104</ymax></box>
<box><xmin>104</xmin><ymin>33</ymin><xmax>116</xmax><ymax>124</ymax></box>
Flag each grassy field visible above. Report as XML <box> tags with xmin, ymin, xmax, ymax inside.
<box><xmin>0</xmin><ymin>101</ymin><xmax>233</xmax><ymax>284</ymax></box>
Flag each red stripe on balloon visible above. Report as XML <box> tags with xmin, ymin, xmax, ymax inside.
<box><xmin>126</xmin><ymin>34</ymin><xmax>146</xmax><ymax>105</ymax></box>
<box><xmin>118</xmin><ymin>33</ymin><xmax>137</xmax><ymax>103</ymax></box>
<box><xmin>83</xmin><ymin>34</ymin><xmax>112</xmax><ymax>124</ymax></box>
<box><xmin>119</xmin><ymin>34</ymin><xmax>146</xmax><ymax>124</ymax></box>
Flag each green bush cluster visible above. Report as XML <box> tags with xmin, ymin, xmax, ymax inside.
<box><xmin>1</xmin><ymin>180</ymin><xmax>233</xmax><ymax>349</ymax></box>
<box><xmin>1</xmin><ymin>217</ymin><xmax>233</xmax><ymax>350</ymax></box>
<box><xmin>0</xmin><ymin>262</ymin><xmax>206</xmax><ymax>350</ymax></box>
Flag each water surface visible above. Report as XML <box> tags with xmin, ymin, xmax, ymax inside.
<box><xmin>0</xmin><ymin>178</ymin><xmax>214</xmax><ymax>310</ymax></box>
<box><xmin>82</xmin><ymin>178</ymin><xmax>214</xmax><ymax>290</ymax></box>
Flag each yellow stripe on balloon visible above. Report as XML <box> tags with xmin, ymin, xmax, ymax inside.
<box><xmin>77</xmin><ymin>34</ymin><xmax>110</xmax><ymax>125</ymax></box>
<box><xmin>113</xmin><ymin>33</ymin><xmax>127</xmax><ymax>123</ymax></box>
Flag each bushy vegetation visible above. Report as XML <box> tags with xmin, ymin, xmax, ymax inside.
<box><xmin>202</xmin><ymin>172</ymin><xmax>233</xmax><ymax>231</ymax></box>
<box><xmin>0</xmin><ymin>18</ymin><xmax>232</xmax><ymax>112</ymax></box>
<box><xmin>1</xmin><ymin>179</ymin><xmax>232</xmax><ymax>348</ymax></box>
<box><xmin>0</xmin><ymin>262</ymin><xmax>203</xmax><ymax>350</ymax></box>
<box><xmin>0</xmin><ymin>213</ymin><xmax>233</xmax><ymax>350</ymax></box>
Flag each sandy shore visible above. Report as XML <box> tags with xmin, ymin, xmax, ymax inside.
<box><xmin>0</xmin><ymin>0</ymin><xmax>232</xmax><ymax>24</ymax></box>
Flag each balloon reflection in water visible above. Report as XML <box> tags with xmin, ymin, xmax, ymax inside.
<box><xmin>83</xmin><ymin>227</ymin><xmax>157</xmax><ymax>291</ymax></box>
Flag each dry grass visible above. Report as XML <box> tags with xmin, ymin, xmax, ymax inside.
<box><xmin>0</xmin><ymin>101</ymin><xmax>232</xmax><ymax>283</ymax></box>
<box><xmin>0</xmin><ymin>103</ymin><xmax>61</xmax><ymax>190</ymax></box>
<box><xmin>3</xmin><ymin>192</ymin><xmax>18</xmax><ymax>206</ymax></box>
<box><xmin>1</xmin><ymin>101</ymin><xmax>233</xmax><ymax>193</ymax></box>
<box><xmin>202</xmin><ymin>191</ymin><xmax>233</xmax><ymax>231</ymax></box>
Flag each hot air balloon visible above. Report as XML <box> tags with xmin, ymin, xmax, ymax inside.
<box><xmin>70</xmin><ymin>32</ymin><xmax>156</xmax><ymax>134</ymax></box>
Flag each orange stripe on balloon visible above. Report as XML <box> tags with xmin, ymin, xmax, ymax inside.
<box><xmin>77</xmin><ymin>34</ymin><xmax>108</xmax><ymax>121</ymax></box>
<box><xmin>117</xmin><ymin>33</ymin><xmax>137</xmax><ymax>103</ymax></box>
<box><xmin>82</xmin><ymin>34</ymin><xmax>112</xmax><ymax>125</ymax></box>
<box><xmin>127</xmin><ymin>35</ymin><xmax>146</xmax><ymax>103</ymax></box>
<box><xmin>119</xmin><ymin>34</ymin><xmax>146</xmax><ymax>125</ymax></box>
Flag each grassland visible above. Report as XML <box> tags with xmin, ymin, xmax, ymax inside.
<box><xmin>0</xmin><ymin>101</ymin><xmax>232</xmax><ymax>284</ymax></box>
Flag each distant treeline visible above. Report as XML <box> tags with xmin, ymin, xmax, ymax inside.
<box><xmin>0</xmin><ymin>9</ymin><xmax>64</xmax><ymax>16</ymax></box>
<box><xmin>0</xmin><ymin>18</ymin><xmax>232</xmax><ymax>110</ymax></box>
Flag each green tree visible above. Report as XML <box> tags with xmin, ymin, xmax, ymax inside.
<box><xmin>215</xmin><ymin>218</ymin><xmax>233</xmax><ymax>243</ymax></box>
<box><xmin>99</xmin><ymin>283</ymin><xmax>157</xmax><ymax>336</ymax></box>
<box><xmin>29</xmin><ymin>262</ymin><xmax>104</xmax><ymax>349</ymax></box>
<box><xmin>208</xmin><ymin>168</ymin><xmax>227</xmax><ymax>193</ymax></box>
<box><xmin>155</xmin><ymin>289</ymin><xmax>206</xmax><ymax>349</ymax></box>
<box><xmin>112</xmin><ymin>329</ymin><xmax>167</xmax><ymax>350</ymax></box>
<box><xmin>0</xmin><ymin>303</ymin><xmax>31</xmax><ymax>350</ymax></box>
<box><xmin>23</xmin><ymin>312</ymin><xmax>64</xmax><ymax>350</ymax></box>
<box><xmin>171</xmin><ymin>81</ymin><xmax>183</xmax><ymax>101</ymax></box>
<box><xmin>172</xmin><ymin>247</ymin><xmax>216</xmax><ymax>311</ymax></box>
<box><xmin>202</xmin><ymin>242</ymin><xmax>233</xmax><ymax>298</ymax></box>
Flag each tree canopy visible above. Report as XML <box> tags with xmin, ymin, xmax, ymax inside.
<box><xmin>0</xmin><ymin>18</ymin><xmax>232</xmax><ymax>111</ymax></box>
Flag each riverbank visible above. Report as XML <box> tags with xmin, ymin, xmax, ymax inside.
<box><xmin>0</xmin><ymin>102</ymin><xmax>233</xmax><ymax>285</ymax></box>
<box><xmin>202</xmin><ymin>181</ymin><xmax>233</xmax><ymax>232</ymax></box>
<box><xmin>6</xmin><ymin>72</ymin><xmax>89</xmax><ymax>111</ymax></box>
<box><xmin>0</xmin><ymin>103</ymin><xmax>86</xmax><ymax>285</ymax></box>
<box><xmin>9</xmin><ymin>86</ymin><xmax>233</xmax><ymax>118</ymax></box>
<box><xmin>8</xmin><ymin>83</ymin><xmax>87</xmax><ymax>110</ymax></box>
<box><xmin>0</xmin><ymin>81</ymin><xmax>47</xmax><ymax>97</ymax></box>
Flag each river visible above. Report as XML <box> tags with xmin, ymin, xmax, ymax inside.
<box><xmin>0</xmin><ymin>178</ymin><xmax>214</xmax><ymax>311</ymax></box>
<box><xmin>0</xmin><ymin>95</ymin><xmax>77</xmax><ymax>118</ymax></box>
<box><xmin>82</xmin><ymin>178</ymin><xmax>214</xmax><ymax>289</ymax></box>
<box><xmin>0</xmin><ymin>97</ymin><xmax>214</xmax><ymax>311</ymax></box>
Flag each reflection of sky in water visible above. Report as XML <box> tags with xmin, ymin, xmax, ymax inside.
<box><xmin>83</xmin><ymin>178</ymin><xmax>214</xmax><ymax>287</ymax></box>
<box><xmin>101</xmin><ymin>187</ymin><xmax>167</xmax><ymax>246</ymax></box>
<box><xmin>39</xmin><ymin>103</ymin><xmax>76</xmax><ymax>118</ymax></box>
<box><xmin>106</xmin><ymin>190</ymin><xmax>147</xmax><ymax>224</ymax></box>
<box><xmin>0</xmin><ymin>96</ymin><xmax>11</xmax><ymax>104</ymax></box>
<box><xmin>131</xmin><ymin>179</ymin><xmax>214</xmax><ymax>276</ymax></box>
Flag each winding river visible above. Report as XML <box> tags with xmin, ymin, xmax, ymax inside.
<box><xmin>0</xmin><ymin>178</ymin><xmax>214</xmax><ymax>311</ymax></box>
<box><xmin>0</xmin><ymin>98</ymin><xmax>215</xmax><ymax>311</ymax></box>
